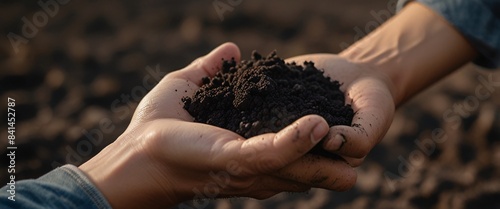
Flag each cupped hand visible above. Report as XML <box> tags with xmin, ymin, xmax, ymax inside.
<box><xmin>286</xmin><ymin>54</ymin><xmax>396</xmax><ymax>166</ymax></box>
<box><xmin>80</xmin><ymin>43</ymin><xmax>356</xmax><ymax>209</ymax></box>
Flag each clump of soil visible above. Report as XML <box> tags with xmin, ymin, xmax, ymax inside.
<box><xmin>182</xmin><ymin>51</ymin><xmax>353</xmax><ymax>157</ymax></box>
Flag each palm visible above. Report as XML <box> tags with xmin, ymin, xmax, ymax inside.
<box><xmin>286</xmin><ymin>54</ymin><xmax>395</xmax><ymax>164</ymax></box>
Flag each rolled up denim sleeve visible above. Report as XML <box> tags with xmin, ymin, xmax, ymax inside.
<box><xmin>398</xmin><ymin>0</ymin><xmax>500</xmax><ymax>69</ymax></box>
<box><xmin>0</xmin><ymin>165</ymin><xmax>112</xmax><ymax>209</ymax></box>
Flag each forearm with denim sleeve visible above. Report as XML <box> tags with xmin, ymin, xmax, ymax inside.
<box><xmin>0</xmin><ymin>164</ymin><xmax>111</xmax><ymax>209</ymax></box>
<box><xmin>400</xmin><ymin>0</ymin><xmax>500</xmax><ymax>68</ymax></box>
<box><xmin>340</xmin><ymin>2</ymin><xmax>477</xmax><ymax>105</ymax></box>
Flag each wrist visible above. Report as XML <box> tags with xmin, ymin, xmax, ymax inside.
<box><xmin>340</xmin><ymin>2</ymin><xmax>476</xmax><ymax>106</ymax></box>
<box><xmin>79</xmin><ymin>129</ymin><xmax>181</xmax><ymax>208</ymax></box>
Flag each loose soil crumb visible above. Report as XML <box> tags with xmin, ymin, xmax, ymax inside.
<box><xmin>182</xmin><ymin>51</ymin><xmax>354</xmax><ymax>157</ymax></box>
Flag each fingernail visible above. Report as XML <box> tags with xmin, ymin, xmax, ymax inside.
<box><xmin>311</xmin><ymin>122</ymin><xmax>329</xmax><ymax>143</ymax></box>
<box><xmin>327</xmin><ymin>134</ymin><xmax>346</xmax><ymax>151</ymax></box>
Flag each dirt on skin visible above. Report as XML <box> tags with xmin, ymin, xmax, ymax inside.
<box><xmin>182</xmin><ymin>51</ymin><xmax>354</xmax><ymax>157</ymax></box>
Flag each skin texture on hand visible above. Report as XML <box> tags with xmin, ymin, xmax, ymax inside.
<box><xmin>289</xmin><ymin>3</ymin><xmax>476</xmax><ymax>166</ymax></box>
<box><xmin>341</xmin><ymin>2</ymin><xmax>477</xmax><ymax>106</ymax></box>
<box><xmin>287</xmin><ymin>2</ymin><xmax>478</xmax><ymax>167</ymax></box>
<box><xmin>79</xmin><ymin>43</ymin><xmax>356</xmax><ymax>209</ymax></box>
<box><xmin>285</xmin><ymin>55</ymin><xmax>396</xmax><ymax>166</ymax></box>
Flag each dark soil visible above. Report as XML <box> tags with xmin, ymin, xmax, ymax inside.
<box><xmin>182</xmin><ymin>51</ymin><xmax>354</xmax><ymax>157</ymax></box>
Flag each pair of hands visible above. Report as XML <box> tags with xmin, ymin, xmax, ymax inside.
<box><xmin>79</xmin><ymin>42</ymin><xmax>395</xmax><ymax>208</ymax></box>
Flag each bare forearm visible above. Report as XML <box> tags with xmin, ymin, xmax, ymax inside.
<box><xmin>340</xmin><ymin>2</ymin><xmax>477</xmax><ymax>106</ymax></box>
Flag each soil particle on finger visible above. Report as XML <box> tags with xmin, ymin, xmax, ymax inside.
<box><xmin>182</xmin><ymin>51</ymin><xmax>354</xmax><ymax>156</ymax></box>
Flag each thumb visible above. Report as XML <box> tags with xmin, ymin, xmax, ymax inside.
<box><xmin>234</xmin><ymin>115</ymin><xmax>356</xmax><ymax>191</ymax></box>
<box><xmin>237</xmin><ymin>115</ymin><xmax>330</xmax><ymax>175</ymax></box>
<box><xmin>134</xmin><ymin>42</ymin><xmax>240</xmax><ymax>123</ymax></box>
<box><xmin>322</xmin><ymin>84</ymin><xmax>395</xmax><ymax>158</ymax></box>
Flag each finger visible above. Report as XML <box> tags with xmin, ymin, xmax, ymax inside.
<box><xmin>323</xmin><ymin>77</ymin><xmax>395</xmax><ymax>158</ymax></box>
<box><xmin>224</xmin><ymin>115</ymin><xmax>329</xmax><ymax>175</ymax></box>
<box><xmin>220</xmin><ymin>175</ymin><xmax>310</xmax><ymax>199</ymax></box>
<box><xmin>233</xmin><ymin>115</ymin><xmax>330</xmax><ymax>175</ymax></box>
<box><xmin>154</xmin><ymin>116</ymin><xmax>326</xmax><ymax>173</ymax></box>
<box><xmin>251</xmin><ymin>177</ymin><xmax>310</xmax><ymax>199</ymax></box>
<box><xmin>341</xmin><ymin>155</ymin><xmax>366</xmax><ymax>167</ymax></box>
<box><xmin>263</xmin><ymin>176</ymin><xmax>311</xmax><ymax>193</ymax></box>
<box><xmin>167</xmin><ymin>42</ymin><xmax>241</xmax><ymax>86</ymax></box>
<box><xmin>274</xmin><ymin>154</ymin><xmax>357</xmax><ymax>191</ymax></box>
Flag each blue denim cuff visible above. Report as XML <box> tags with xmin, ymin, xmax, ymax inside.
<box><xmin>1</xmin><ymin>164</ymin><xmax>112</xmax><ymax>209</ymax></box>
<box><xmin>398</xmin><ymin>0</ymin><xmax>500</xmax><ymax>69</ymax></box>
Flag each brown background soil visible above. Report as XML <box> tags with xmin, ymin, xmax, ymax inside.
<box><xmin>1</xmin><ymin>0</ymin><xmax>500</xmax><ymax>208</ymax></box>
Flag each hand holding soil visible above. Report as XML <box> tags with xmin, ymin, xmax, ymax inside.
<box><xmin>286</xmin><ymin>54</ymin><xmax>396</xmax><ymax>166</ymax></box>
<box><xmin>79</xmin><ymin>43</ymin><xmax>356</xmax><ymax>208</ymax></box>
